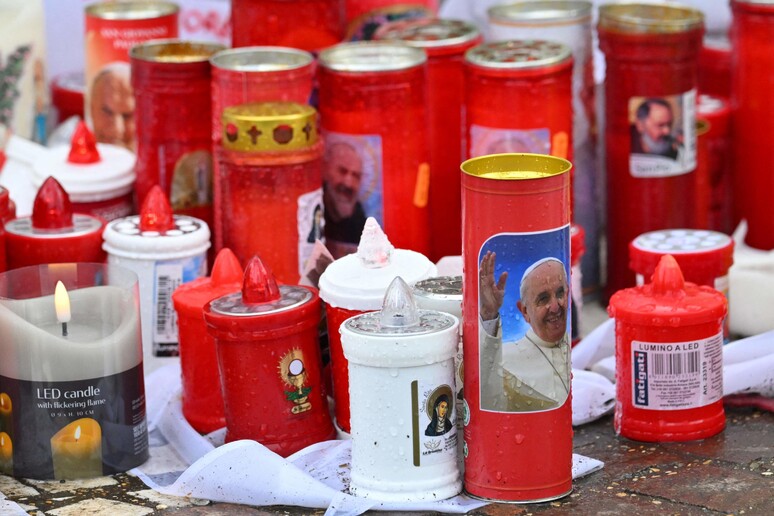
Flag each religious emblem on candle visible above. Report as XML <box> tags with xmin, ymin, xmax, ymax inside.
<box><xmin>0</xmin><ymin>392</ymin><xmax>12</xmax><ymax>438</ymax></box>
<box><xmin>50</xmin><ymin>418</ymin><xmax>103</xmax><ymax>480</ymax></box>
<box><xmin>279</xmin><ymin>349</ymin><xmax>312</xmax><ymax>414</ymax></box>
<box><xmin>54</xmin><ymin>281</ymin><xmax>71</xmax><ymax>337</ymax></box>
<box><xmin>0</xmin><ymin>431</ymin><xmax>12</xmax><ymax>475</ymax></box>
<box><xmin>424</xmin><ymin>385</ymin><xmax>454</xmax><ymax>437</ymax></box>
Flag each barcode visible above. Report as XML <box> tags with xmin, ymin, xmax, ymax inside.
<box><xmin>652</xmin><ymin>351</ymin><xmax>700</xmax><ymax>375</ymax></box>
<box><xmin>156</xmin><ymin>275</ymin><xmax>173</xmax><ymax>334</ymax></box>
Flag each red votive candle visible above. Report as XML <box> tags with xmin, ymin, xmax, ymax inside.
<box><xmin>216</xmin><ymin>102</ymin><xmax>323</xmax><ymax>285</ymax></box>
<box><xmin>318</xmin><ymin>41</ymin><xmax>430</xmax><ymax>258</ymax></box>
<box><xmin>231</xmin><ymin>0</ymin><xmax>345</xmax><ymax>52</ymax></box>
<box><xmin>464</xmin><ymin>40</ymin><xmax>573</xmax><ymax>163</ymax></box>
<box><xmin>172</xmin><ymin>248</ymin><xmax>243</xmax><ymax>434</ymax></box>
<box><xmin>609</xmin><ymin>254</ymin><xmax>727</xmax><ymax>442</ymax></box>
<box><xmin>131</xmin><ymin>40</ymin><xmax>225</xmax><ymax>226</ymax></box>
<box><xmin>31</xmin><ymin>122</ymin><xmax>136</xmax><ymax>222</ymax></box>
<box><xmin>570</xmin><ymin>223</ymin><xmax>586</xmax><ymax>346</ymax></box>
<box><xmin>731</xmin><ymin>0</ymin><xmax>774</xmax><ymax>249</ymax></box>
<box><xmin>699</xmin><ymin>32</ymin><xmax>731</xmax><ymax>98</ymax></box>
<box><xmin>4</xmin><ymin>177</ymin><xmax>106</xmax><ymax>270</ymax></box>
<box><xmin>696</xmin><ymin>94</ymin><xmax>732</xmax><ymax>234</ymax></box>
<box><xmin>598</xmin><ymin>3</ymin><xmax>704</xmax><ymax>300</ymax></box>
<box><xmin>318</xmin><ymin>217</ymin><xmax>436</xmax><ymax>433</ymax></box>
<box><xmin>375</xmin><ymin>18</ymin><xmax>481</xmax><ymax>261</ymax></box>
<box><xmin>204</xmin><ymin>256</ymin><xmax>335</xmax><ymax>456</ymax></box>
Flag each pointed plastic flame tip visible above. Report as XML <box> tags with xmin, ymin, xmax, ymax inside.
<box><xmin>242</xmin><ymin>255</ymin><xmax>281</xmax><ymax>304</ymax></box>
<box><xmin>67</xmin><ymin>121</ymin><xmax>101</xmax><ymax>164</ymax></box>
<box><xmin>31</xmin><ymin>177</ymin><xmax>74</xmax><ymax>230</ymax></box>
<box><xmin>357</xmin><ymin>217</ymin><xmax>394</xmax><ymax>269</ymax></box>
<box><xmin>379</xmin><ymin>276</ymin><xmax>420</xmax><ymax>328</ymax></box>
<box><xmin>210</xmin><ymin>248</ymin><xmax>243</xmax><ymax>287</ymax></box>
<box><xmin>651</xmin><ymin>254</ymin><xmax>686</xmax><ymax>295</ymax></box>
<box><xmin>139</xmin><ymin>185</ymin><xmax>175</xmax><ymax>232</ymax></box>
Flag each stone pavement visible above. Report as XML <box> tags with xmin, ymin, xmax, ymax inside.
<box><xmin>1</xmin><ymin>405</ymin><xmax>771</xmax><ymax>515</ymax></box>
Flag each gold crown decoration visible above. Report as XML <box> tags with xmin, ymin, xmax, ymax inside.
<box><xmin>221</xmin><ymin>102</ymin><xmax>319</xmax><ymax>152</ymax></box>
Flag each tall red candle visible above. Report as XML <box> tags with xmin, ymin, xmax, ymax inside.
<box><xmin>375</xmin><ymin>19</ymin><xmax>481</xmax><ymax>261</ymax></box>
<box><xmin>31</xmin><ymin>122</ymin><xmax>136</xmax><ymax>222</ymax></box>
<box><xmin>231</xmin><ymin>0</ymin><xmax>345</xmax><ymax>52</ymax></box>
<box><xmin>461</xmin><ymin>153</ymin><xmax>573</xmax><ymax>502</ymax></box>
<box><xmin>216</xmin><ymin>102</ymin><xmax>323</xmax><ymax>285</ymax></box>
<box><xmin>464</xmin><ymin>40</ymin><xmax>573</xmax><ymax>163</ymax></box>
<box><xmin>696</xmin><ymin>94</ymin><xmax>732</xmax><ymax>234</ymax></box>
<box><xmin>4</xmin><ymin>177</ymin><xmax>106</xmax><ymax>270</ymax></box>
<box><xmin>318</xmin><ymin>42</ymin><xmax>430</xmax><ymax>258</ymax></box>
<box><xmin>172</xmin><ymin>248</ymin><xmax>243</xmax><ymax>434</ymax></box>
<box><xmin>598</xmin><ymin>3</ymin><xmax>704</xmax><ymax>300</ymax></box>
<box><xmin>609</xmin><ymin>255</ymin><xmax>726</xmax><ymax>442</ymax></box>
<box><xmin>204</xmin><ymin>256</ymin><xmax>335</xmax><ymax>457</ymax></box>
<box><xmin>131</xmin><ymin>41</ymin><xmax>225</xmax><ymax>229</ymax></box>
<box><xmin>730</xmin><ymin>0</ymin><xmax>774</xmax><ymax>249</ymax></box>
<box><xmin>699</xmin><ymin>33</ymin><xmax>731</xmax><ymax>98</ymax></box>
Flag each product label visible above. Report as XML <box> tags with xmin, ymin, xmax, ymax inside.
<box><xmin>0</xmin><ymin>365</ymin><xmax>148</xmax><ymax>479</ymax></box>
<box><xmin>477</xmin><ymin>227</ymin><xmax>572</xmax><ymax>413</ymax></box>
<box><xmin>297</xmin><ymin>188</ymin><xmax>324</xmax><ymax>277</ymax></box>
<box><xmin>170</xmin><ymin>150</ymin><xmax>214</xmax><ymax>213</ymax></box>
<box><xmin>469</xmin><ymin>125</ymin><xmax>551</xmax><ymax>158</ymax></box>
<box><xmin>631</xmin><ymin>333</ymin><xmax>723</xmax><ymax>410</ymax></box>
<box><xmin>320</xmin><ymin>131</ymin><xmax>383</xmax><ymax>259</ymax></box>
<box><xmin>628</xmin><ymin>90</ymin><xmax>697</xmax><ymax>178</ymax></box>
<box><xmin>411</xmin><ymin>379</ymin><xmax>457</xmax><ymax>468</ymax></box>
<box><xmin>152</xmin><ymin>254</ymin><xmax>207</xmax><ymax>356</ymax></box>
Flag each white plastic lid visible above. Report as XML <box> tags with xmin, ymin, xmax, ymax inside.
<box><xmin>32</xmin><ymin>143</ymin><xmax>136</xmax><ymax>202</ymax></box>
<box><xmin>102</xmin><ymin>214</ymin><xmax>211</xmax><ymax>260</ymax></box>
<box><xmin>318</xmin><ymin>218</ymin><xmax>437</xmax><ymax>310</ymax></box>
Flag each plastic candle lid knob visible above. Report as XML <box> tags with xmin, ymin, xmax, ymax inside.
<box><xmin>31</xmin><ymin>176</ymin><xmax>74</xmax><ymax>230</ymax></box>
<box><xmin>652</xmin><ymin>254</ymin><xmax>685</xmax><ymax>296</ymax></box>
<box><xmin>67</xmin><ymin>121</ymin><xmax>101</xmax><ymax>164</ymax></box>
<box><xmin>357</xmin><ymin>217</ymin><xmax>394</xmax><ymax>269</ymax></box>
<box><xmin>242</xmin><ymin>255</ymin><xmax>281</xmax><ymax>304</ymax></box>
<box><xmin>380</xmin><ymin>276</ymin><xmax>420</xmax><ymax>328</ymax></box>
<box><xmin>210</xmin><ymin>248</ymin><xmax>243</xmax><ymax>287</ymax></box>
<box><xmin>139</xmin><ymin>185</ymin><xmax>175</xmax><ymax>232</ymax></box>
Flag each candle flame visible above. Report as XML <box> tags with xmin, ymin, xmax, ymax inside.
<box><xmin>74</xmin><ymin>425</ymin><xmax>81</xmax><ymax>441</ymax></box>
<box><xmin>54</xmin><ymin>281</ymin><xmax>71</xmax><ymax>324</ymax></box>
<box><xmin>0</xmin><ymin>396</ymin><xmax>5</xmax><ymax>409</ymax></box>
<box><xmin>1</xmin><ymin>435</ymin><xmax>4</xmax><ymax>446</ymax></box>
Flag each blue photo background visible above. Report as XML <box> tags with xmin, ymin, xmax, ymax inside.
<box><xmin>479</xmin><ymin>226</ymin><xmax>571</xmax><ymax>343</ymax></box>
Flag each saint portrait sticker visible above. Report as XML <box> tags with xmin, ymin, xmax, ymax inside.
<box><xmin>412</xmin><ymin>382</ymin><xmax>457</xmax><ymax>468</ymax></box>
<box><xmin>477</xmin><ymin>227</ymin><xmax>572</xmax><ymax>413</ymax></box>
<box><xmin>628</xmin><ymin>90</ymin><xmax>696</xmax><ymax>178</ymax></box>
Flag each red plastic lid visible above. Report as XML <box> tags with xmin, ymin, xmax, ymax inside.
<box><xmin>31</xmin><ymin>177</ymin><xmax>74</xmax><ymax>230</ymax></box>
<box><xmin>571</xmin><ymin>223</ymin><xmax>585</xmax><ymax>266</ymax></box>
<box><xmin>139</xmin><ymin>185</ymin><xmax>175</xmax><ymax>233</ymax></box>
<box><xmin>67</xmin><ymin>121</ymin><xmax>101</xmax><ymax>164</ymax></box>
<box><xmin>172</xmin><ymin>248</ymin><xmax>243</xmax><ymax>314</ymax></box>
<box><xmin>629</xmin><ymin>229</ymin><xmax>733</xmax><ymax>286</ymax></box>
<box><xmin>242</xmin><ymin>255</ymin><xmax>281</xmax><ymax>304</ymax></box>
<box><xmin>609</xmin><ymin>255</ymin><xmax>727</xmax><ymax>327</ymax></box>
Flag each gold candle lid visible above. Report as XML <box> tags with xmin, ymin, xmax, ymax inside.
<box><xmin>221</xmin><ymin>102</ymin><xmax>318</xmax><ymax>152</ymax></box>
<box><xmin>598</xmin><ymin>2</ymin><xmax>704</xmax><ymax>34</ymax></box>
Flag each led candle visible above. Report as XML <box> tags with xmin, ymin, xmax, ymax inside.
<box><xmin>461</xmin><ymin>153</ymin><xmax>573</xmax><ymax>502</ymax></box>
<box><xmin>130</xmin><ymin>40</ymin><xmax>225</xmax><ymax>227</ymax></box>
<box><xmin>50</xmin><ymin>418</ymin><xmax>103</xmax><ymax>480</ymax></box>
<box><xmin>30</xmin><ymin>122</ymin><xmax>136</xmax><ymax>222</ymax></box>
<box><xmin>84</xmin><ymin>1</ymin><xmax>179</xmax><ymax>150</ymax></box>
<box><xmin>374</xmin><ymin>19</ymin><xmax>481</xmax><ymax>261</ymax></box>
<box><xmin>231</xmin><ymin>0</ymin><xmax>345</xmax><ymax>52</ymax></box>
<box><xmin>598</xmin><ymin>3</ymin><xmax>704</xmax><ymax>300</ymax></box>
<box><xmin>318</xmin><ymin>217</ymin><xmax>437</xmax><ymax>433</ymax></box>
<box><xmin>318</xmin><ymin>42</ymin><xmax>431</xmax><ymax>257</ymax></box>
<box><xmin>204</xmin><ymin>256</ymin><xmax>335</xmax><ymax>457</ymax></box>
<box><xmin>0</xmin><ymin>263</ymin><xmax>147</xmax><ymax>479</ymax></box>
<box><xmin>341</xmin><ymin>276</ymin><xmax>460</xmax><ymax>502</ymax></box>
<box><xmin>609</xmin><ymin>255</ymin><xmax>727</xmax><ymax>441</ymax></box>
<box><xmin>216</xmin><ymin>102</ymin><xmax>323</xmax><ymax>284</ymax></box>
<box><xmin>4</xmin><ymin>177</ymin><xmax>106</xmax><ymax>270</ymax></box>
<box><xmin>103</xmin><ymin>186</ymin><xmax>210</xmax><ymax>370</ymax></box>
<box><xmin>172</xmin><ymin>248</ymin><xmax>243</xmax><ymax>434</ymax></box>
<box><xmin>731</xmin><ymin>0</ymin><xmax>774</xmax><ymax>249</ymax></box>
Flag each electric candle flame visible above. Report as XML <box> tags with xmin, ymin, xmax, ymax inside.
<box><xmin>380</xmin><ymin>276</ymin><xmax>420</xmax><ymax>328</ymax></box>
<box><xmin>357</xmin><ymin>217</ymin><xmax>394</xmax><ymax>268</ymax></box>
<box><xmin>55</xmin><ymin>281</ymin><xmax>71</xmax><ymax>337</ymax></box>
<box><xmin>74</xmin><ymin>425</ymin><xmax>81</xmax><ymax>441</ymax></box>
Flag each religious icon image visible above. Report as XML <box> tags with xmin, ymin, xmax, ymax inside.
<box><xmin>424</xmin><ymin>385</ymin><xmax>454</xmax><ymax>437</ymax></box>
<box><xmin>279</xmin><ymin>349</ymin><xmax>312</xmax><ymax>414</ymax></box>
